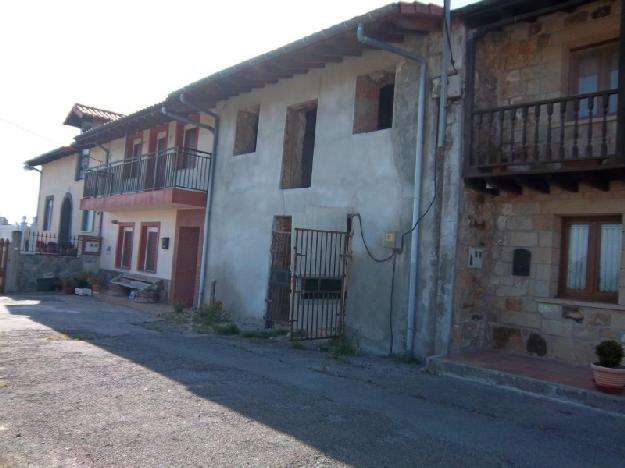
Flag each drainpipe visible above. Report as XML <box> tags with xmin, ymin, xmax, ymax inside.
<box><xmin>357</xmin><ymin>23</ymin><xmax>428</xmax><ymax>356</ymax></box>
<box><xmin>161</xmin><ymin>96</ymin><xmax>220</xmax><ymax>306</ymax></box>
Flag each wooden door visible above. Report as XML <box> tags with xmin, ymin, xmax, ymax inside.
<box><xmin>265</xmin><ymin>216</ymin><xmax>292</xmax><ymax>327</ymax></box>
<box><xmin>172</xmin><ymin>227</ymin><xmax>200</xmax><ymax>306</ymax></box>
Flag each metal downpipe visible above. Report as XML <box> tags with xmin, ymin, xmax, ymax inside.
<box><xmin>177</xmin><ymin>94</ymin><xmax>220</xmax><ymax>307</ymax></box>
<box><xmin>357</xmin><ymin>24</ymin><xmax>428</xmax><ymax>356</ymax></box>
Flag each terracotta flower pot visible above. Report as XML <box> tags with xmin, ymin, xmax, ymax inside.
<box><xmin>591</xmin><ymin>363</ymin><xmax>625</xmax><ymax>393</ymax></box>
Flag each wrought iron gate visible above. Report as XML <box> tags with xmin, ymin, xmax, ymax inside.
<box><xmin>0</xmin><ymin>239</ymin><xmax>9</xmax><ymax>293</ymax></box>
<box><xmin>290</xmin><ymin>228</ymin><xmax>352</xmax><ymax>340</ymax></box>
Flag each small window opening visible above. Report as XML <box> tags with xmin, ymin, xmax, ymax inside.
<box><xmin>301</xmin><ymin>277</ymin><xmax>342</xmax><ymax>300</ymax></box>
<box><xmin>353</xmin><ymin>69</ymin><xmax>395</xmax><ymax>134</ymax></box>
<box><xmin>233</xmin><ymin>106</ymin><xmax>260</xmax><ymax>155</ymax></box>
<box><xmin>280</xmin><ymin>100</ymin><xmax>318</xmax><ymax>189</ymax></box>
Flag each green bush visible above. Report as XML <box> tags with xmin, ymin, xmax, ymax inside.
<box><xmin>213</xmin><ymin>323</ymin><xmax>240</xmax><ymax>335</ymax></box>
<box><xmin>329</xmin><ymin>335</ymin><xmax>359</xmax><ymax>358</ymax></box>
<box><xmin>194</xmin><ymin>302</ymin><xmax>227</xmax><ymax>325</ymax></box>
<box><xmin>173</xmin><ymin>302</ymin><xmax>185</xmax><ymax>315</ymax></box>
<box><xmin>596</xmin><ymin>340</ymin><xmax>624</xmax><ymax>368</ymax></box>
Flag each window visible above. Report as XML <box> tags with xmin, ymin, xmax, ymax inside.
<box><xmin>179</xmin><ymin>126</ymin><xmax>198</xmax><ymax>169</ymax></box>
<box><xmin>233</xmin><ymin>106</ymin><xmax>260</xmax><ymax>155</ymax></box>
<box><xmin>138</xmin><ymin>223</ymin><xmax>160</xmax><ymax>273</ymax></box>
<box><xmin>280</xmin><ymin>100</ymin><xmax>318</xmax><ymax>189</ymax></box>
<box><xmin>123</xmin><ymin>134</ymin><xmax>143</xmax><ymax>179</ymax></box>
<box><xmin>353</xmin><ymin>69</ymin><xmax>396</xmax><ymax>134</ymax></box>
<box><xmin>80</xmin><ymin>210</ymin><xmax>95</xmax><ymax>232</ymax></box>
<box><xmin>569</xmin><ymin>42</ymin><xmax>619</xmax><ymax>117</ymax></box>
<box><xmin>42</xmin><ymin>196</ymin><xmax>54</xmax><ymax>231</ymax></box>
<box><xmin>560</xmin><ymin>216</ymin><xmax>622</xmax><ymax>302</ymax></box>
<box><xmin>300</xmin><ymin>277</ymin><xmax>343</xmax><ymax>300</ymax></box>
<box><xmin>75</xmin><ymin>149</ymin><xmax>90</xmax><ymax>180</ymax></box>
<box><xmin>115</xmin><ymin>223</ymin><xmax>135</xmax><ymax>270</ymax></box>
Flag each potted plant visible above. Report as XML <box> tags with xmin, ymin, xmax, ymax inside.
<box><xmin>89</xmin><ymin>276</ymin><xmax>105</xmax><ymax>294</ymax></box>
<box><xmin>61</xmin><ymin>278</ymin><xmax>76</xmax><ymax>295</ymax></box>
<box><xmin>591</xmin><ymin>340</ymin><xmax>625</xmax><ymax>393</ymax></box>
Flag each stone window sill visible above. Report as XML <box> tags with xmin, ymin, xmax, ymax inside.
<box><xmin>536</xmin><ymin>297</ymin><xmax>625</xmax><ymax>311</ymax></box>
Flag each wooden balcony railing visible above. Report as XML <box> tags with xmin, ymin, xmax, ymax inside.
<box><xmin>83</xmin><ymin>147</ymin><xmax>211</xmax><ymax>198</ymax></box>
<box><xmin>467</xmin><ymin>89</ymin><xmax>620</xmax><ymax>175</ymax></box>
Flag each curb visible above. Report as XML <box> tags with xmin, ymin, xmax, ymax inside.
<box><xmin>426</xmin><ymin>356</ymin><xmax>625</xmax><ymax>415</ymax></box>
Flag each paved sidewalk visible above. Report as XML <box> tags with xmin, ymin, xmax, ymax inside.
<box><xmin>1</xmin><ymin>294</ymin><xmax>625</xmax><ymax>467</ymax></box>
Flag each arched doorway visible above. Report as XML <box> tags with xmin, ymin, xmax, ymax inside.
<box><xmin>58</xmin><ymin>194</ymin><xmax>72</xmax><ymax>251</ymax></box>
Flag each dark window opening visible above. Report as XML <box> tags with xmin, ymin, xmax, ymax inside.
<box><xmin>353</xmin><ymin>70</ymin><xmax>395</xmax><ymax>134</ymax></box>
<box><xmin>281</xmin><ymin>100</ymin><xmax>318</xmax><ymax>189</ymax></box>
<box><xmin>301</xmin><ymin>277</ymin><xmax>343</xmax><ymax>300</ymax></box>
<box><xmin>179</xmin><ymin>127</ymin><xmax>198</xmax><ymax>169</ymax></box>
<box><xmin>234</xmin><ymin>106</ymin><xmax>260</xmax><ymax>156</ymax></box>
<box><xmin>42</xmin><ymin>196</ymin><xmax>54</xmax><ymax>231</ymax></box>
<box><xmin>378</xmin><ymin>83</ymin><xmax>394</xmax><ymax>130</ymax></box>
<box><xmin>76</xmin><ymin>149</ymin><xmax>90</xmax><ymax>180</ymax></box>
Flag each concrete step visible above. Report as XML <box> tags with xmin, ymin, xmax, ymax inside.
<box><xmin>426</xmin><ymin>355</ymin><xmax>625</xmax><ymax>415</ymax></box>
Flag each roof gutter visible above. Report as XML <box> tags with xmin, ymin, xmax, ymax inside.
<box><xmin>357</xmin><ymin>23</ymin><xmax>428</xmax><ymax>357</ymax></box>
<box><xmin>163</xmin><ymin>95</ymin><xmax>220</xmax><ymax>307</ymax></box>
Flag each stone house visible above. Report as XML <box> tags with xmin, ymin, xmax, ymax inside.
<box><xmin>453</xmin><ymin>0</ymin><xmax>625</xmax><ymax>365</ymax></box>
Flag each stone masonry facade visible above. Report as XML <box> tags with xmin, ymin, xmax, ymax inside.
<box><xmin>453</xmin><ymin>0</ymin><xmax>625</xmax><ymax>365</ymax></box>
<box><xmin>454</xmin><ymin>182</ymin><xmax>625</xmax><ymax>365</ymax></box>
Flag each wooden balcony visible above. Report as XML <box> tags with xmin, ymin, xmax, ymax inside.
<box><xmin>464</xmin><ymin>89</ymin><xmax>625</xmax><ymax>194</ymax></box>
<box><xmin>81</xmin><ymin>147</ymin><xmax>211</xmax><ymax>211</ymax></box>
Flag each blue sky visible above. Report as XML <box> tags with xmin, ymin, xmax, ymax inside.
<box><xmin>0</xmin><ymin>0</ymin><xmax>477</xmax><ymax>224</ymax></box>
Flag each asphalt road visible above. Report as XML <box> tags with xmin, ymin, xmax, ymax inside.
<box><xmin>1</xmin><ymin>294</ymin><xmax>624</xmax><ymax>467</ymax></box>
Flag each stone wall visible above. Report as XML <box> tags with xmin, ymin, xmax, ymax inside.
<box><xmin>453</xmin><ymin>182</ymin><xmax>625</xmax><ymax>365</ymax></box>
<box><xmin>475</xmin><ymin>0</ymin><xmax>621</xmax><ymax>108</ymax></box>
<box><xmin>8</xmin><ymin>254</ymin><xmax>98</xmax><ymax>293</ymax></box>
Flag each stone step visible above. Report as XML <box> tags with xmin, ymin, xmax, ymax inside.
<box><xmin>426</xmin><ymin>355</ymin><xmax>625</xmax><ymax>415</ymax></box>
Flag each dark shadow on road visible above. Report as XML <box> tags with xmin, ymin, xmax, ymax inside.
<box><xmin>4</xmin><ymin>293</ymin><xmax>625</xmax><ymax>467</ymax></box>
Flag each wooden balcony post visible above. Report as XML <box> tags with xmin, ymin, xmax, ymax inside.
<box><xmin>617</xmin><ymin>0</ymin><xmax>625</xmax><ymax>159</ymax></box>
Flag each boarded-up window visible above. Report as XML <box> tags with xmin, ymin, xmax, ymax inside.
<box><xmin>233</xmin><ymin>106</ymin><xmax>260</xmax><ymax>155</ymax></box>
<box><xmin>353</xmin><ymin>70</ymin><xmax>395</xmax><ymax>134</ymax></box>
<box><xmin>280</xmin><ymin>101</ymin><xmax>318</xmax><ymax>189</ymax></box>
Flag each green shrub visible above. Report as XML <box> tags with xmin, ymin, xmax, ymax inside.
<box><xmin>213</xmin><ymin>323</ymin><xmax>240</xmax><ymax>335</ymax></box>
<box><xmin>194</xmin><ymin>302</ymin><xmax>227</xmax><ymax>325</ymax></box>
<box><xmin>329</xmin><ymin>335</ymin><xmax>359</xmax><ymax>358</ymax></box>
<box><xmin>596</xmin><ymin>340</ymin><xmax>624</xmax><ymax>368</ymax></box>
<box><xmin>291</xmin><ymin>342</ymin><xmax>305</xmax><ymax>350</ymax></box>
<box><xmin>173</xmin><ymin>302</ymin><xmax>185</xmax><ymax>315</ymax></box>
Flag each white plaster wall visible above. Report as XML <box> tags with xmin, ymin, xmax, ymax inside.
<box><xmin>99</xmin><ymin>209</ymin><xmax>178</xmax><ymax>280</ymax></box>
<box><xmin>37</xmin><ymin>155</ymin><xmax>99</xmax><ymax>236</ymax></box>
<box><xmin>203</xmin><ymin>47</ymin><xmax>444</xmax><ymax>353</ymax></box>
